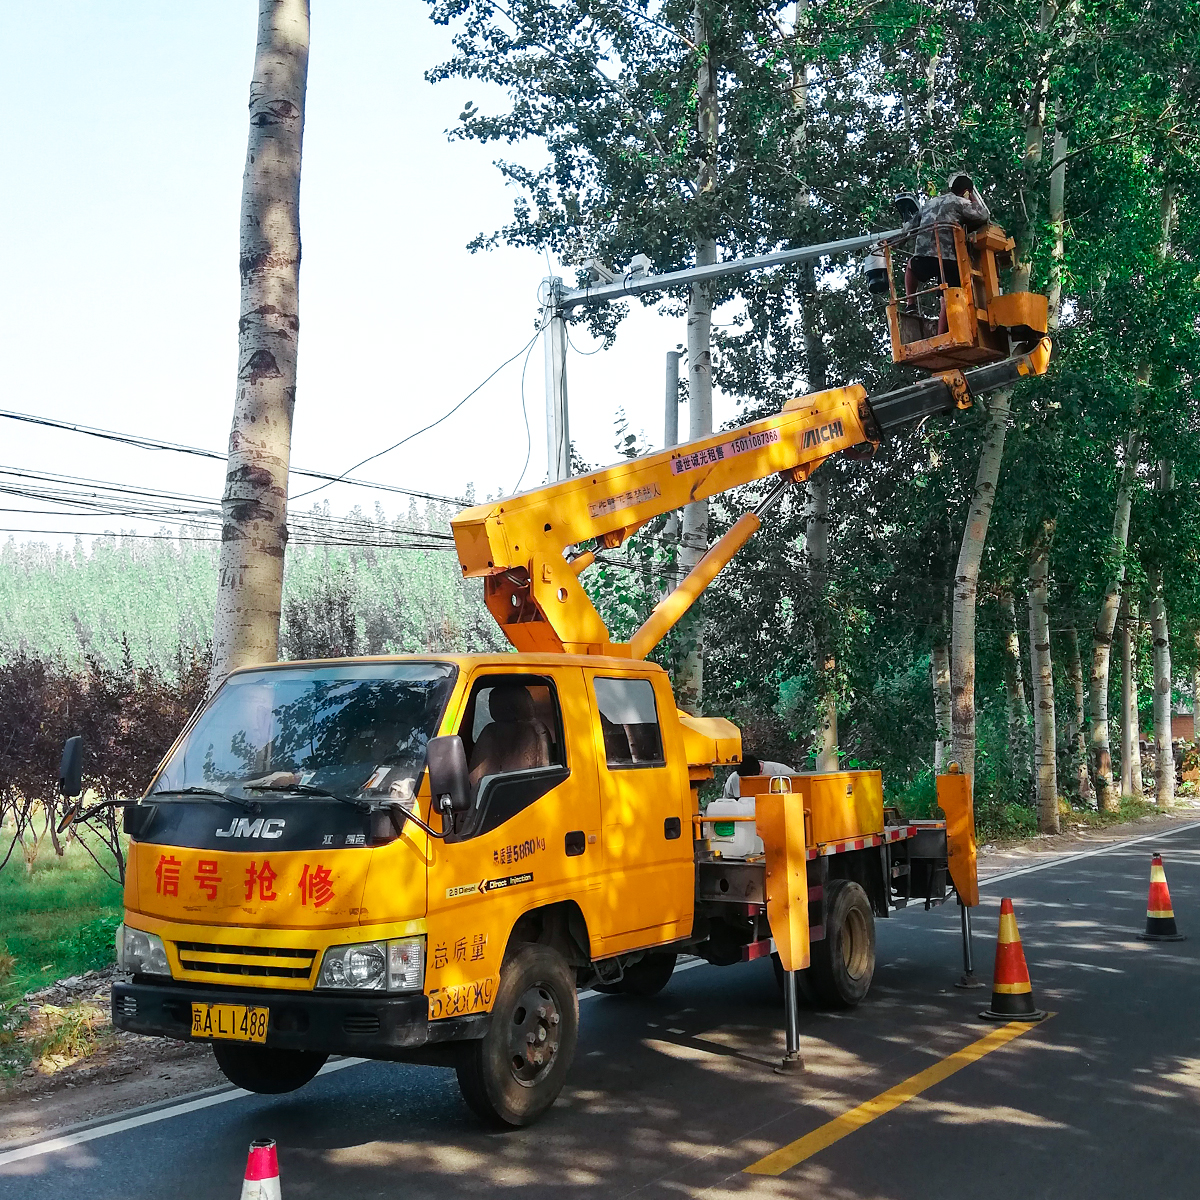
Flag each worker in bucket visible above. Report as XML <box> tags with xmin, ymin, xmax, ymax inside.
<box><xmin>723</xmin><ymin>753</ymin><xmax>797</xmax><ymax>799</ymax></box>
<box><xmin>904</xmin><ymin>171</ymin><xmax>991</xmax><ymax>331</ymax></box>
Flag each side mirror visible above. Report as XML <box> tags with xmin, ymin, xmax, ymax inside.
<box><xmin>426</xmin><ymin>736</ymin><xmax>471</xmax><ymax>814</ymax></box>
<box><xmin>59</xmin><ymin>736</ymin><xmax>83</xmax><ymax>799</ymax></box>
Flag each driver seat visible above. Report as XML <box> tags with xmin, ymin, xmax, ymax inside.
<box><xmin>468</xmin><ymin>685</ymin><xmax>552</xmax><ymax>789</ymax></box>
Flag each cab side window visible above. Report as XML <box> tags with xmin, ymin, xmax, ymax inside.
<box><xmin>593</xmin><ymin>677</ymin><xmax>664</xmax><ymax>769</ymax></box>
<box><xmin>452</xmin><ymin>675</ymin><xmax>568</xmax><ymax>838</ymax></box>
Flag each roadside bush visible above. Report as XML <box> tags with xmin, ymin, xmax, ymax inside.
<box><xmin>34</xmin><ymin>1001</ymin><xmax>106</xmax><ymax>1062</ymax></box>
<box><xmin>56</xmin><ymin>914</ymin><xmax>120</xmax><ymax>974</ymax></box>
<box><xmin>0</xmin><ymin>643</ymin><xmax>208</xmax><ymax>880</ymax></box>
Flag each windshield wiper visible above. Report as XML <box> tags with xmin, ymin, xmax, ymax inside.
<box><xmin>244</xmin><ymin>782</ymin><xmax>371</xmax><ymax>812</ymax></box>
<box><xmin>150</xmin><ymin>786</ymin><xmax>260</xmax><ymax>813</ymax></box>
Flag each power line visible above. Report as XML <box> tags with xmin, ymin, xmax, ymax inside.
<box><xmin>291</xmin><ymin>329</ymin><xmax>544</xmax><ymax>503</ymax></box>
<box><xmin>0</xmin><ymin>463</ymin><xmax>459</xmax><ymax>550</ymax></box>
<box><xmin>0</xmin><ymin>407</ymin><xmax>463</xmax><ymax>506</ymax></box>
<box><xmin>0</xmin><ymin>526</ymin><xmax>458</xmax><ymax>549</ymax></box>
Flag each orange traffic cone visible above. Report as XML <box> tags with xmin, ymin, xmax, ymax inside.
<box><xmin>1140</xmin><ymin>852</ymin><xmax>1185</xmax><ymax>941</ymax></box>
<box><xmin>980</xmin><ymin>898</ymin><xmax>1047</xmax><ymax>1022</ymax></box>
<box><xmin>240</xmin><ymin>1139</ymin><xmax>281</xmax><ymax>1200</ymax></box>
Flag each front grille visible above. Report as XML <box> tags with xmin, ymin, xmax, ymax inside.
<box><xmin>174</xmin><ymin>941</ymin><xmax>316</xmax><ymax>980</ymax></box>
<box><xmin>116</xmin><ymin>995</ymin><xmax>137</xmax><ymax>1016</ymax></box>
<box><xmin>342</xmin><ymin>1013</ymin><xmax>381</xmax><ymax>1035</ymax></box>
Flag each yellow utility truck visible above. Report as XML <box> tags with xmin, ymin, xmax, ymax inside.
<box><xmin>64</xmin><ymin>221</ymin><xmax>1048</xmax><ymax>1126</ymax></box>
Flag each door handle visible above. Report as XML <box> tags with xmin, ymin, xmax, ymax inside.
<box><xmin>664</xmin><ymin>816</ymin><xmax>681</xmax><ymax>840</ymax></box>
<box><xmin>565</xmin><ymin>830</ymin><xmax>586</xmax><ymax>856</ymax></box>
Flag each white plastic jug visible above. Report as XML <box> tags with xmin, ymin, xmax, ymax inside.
<box><xmin>703</xmin><ymin>797</ymin><xmax>763</xmax><ymax>858</ymax></box>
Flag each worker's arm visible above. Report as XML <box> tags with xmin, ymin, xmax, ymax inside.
<box><xmin>956</xmin><ymin>191</ymin><xmax>991</xmax><ymax>229</ymax></box>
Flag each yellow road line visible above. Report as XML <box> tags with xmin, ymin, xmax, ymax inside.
<box><xmin>744</xmin><ymin>1017</ymin><xmax>1050</xmax><ymax>1176</ymax></box>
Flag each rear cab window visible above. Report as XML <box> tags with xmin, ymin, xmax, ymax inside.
<box><xmin>592</xmin><ymin>676</ymin><xmax>665</xmax><ymax>769</ymax></box>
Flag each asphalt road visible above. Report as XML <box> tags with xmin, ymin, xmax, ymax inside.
<box><xmin>4</xmin><ymin>822</ymin><xmax>1199</xmax><ymax>1200</ymax></box>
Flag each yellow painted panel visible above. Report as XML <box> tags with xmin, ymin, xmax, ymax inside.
<box><xmin>742</xmin><ymin>771</ymin><xmax>883</xmax><ymax>845</ymax></box>
<box><xmin>677</xmin><ymin>714</ymin><xmax>742</xmax><ymax>768</ymax></box>
<box><xmin>131</xmin><ymin>844</ymin><xmax>374</xmax><ymax>929</ymax></box>
<box><xmin>937</xmin><ymin>771</ymin><xmax>978</xmax><ymax>906</ymax></box>
<box><xmin>988</xmin><ymin>290</ymin><xmax>1049</xmax><ymax>334</ymax></box>
<box><xmin>757</xmin><ymin>792</ymin><xmax>809</xmax><ymax>972</ymax></box>
<box><xmin>584</xmin><ymin>670</ymin><xmax>694</xmax><ymax>945</ymax></box>
<box><xmin>422</xmin><ymin>665</ymin><xmax>605</xmax><ymax>1011</ymax></box>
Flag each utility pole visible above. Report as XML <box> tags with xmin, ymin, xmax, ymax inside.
<box><xmin>663</xmin><ymin>347</ymin><xmax>686</xmax><ymax>568</ymax></box>
<box><xmin>664</xmin><ymin>347</ymin><xmax>684</xmax><ymax>448</ymax></box>
<box><xmin>541</xmin><ymin>278</ymin><xmax>570</xmax><ymax>483</ymax></box>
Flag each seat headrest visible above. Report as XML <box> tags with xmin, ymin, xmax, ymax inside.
<box><xmin>489</xmin><ymin>684</ymin><xmax>535</xmax><ymax>723</ymax></box>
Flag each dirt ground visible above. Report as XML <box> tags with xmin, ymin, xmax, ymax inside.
<box><xmin>1</xmin><ymin>965</ymin><xmax>225</xmax><ymax>1147</ymax></box>
<box><xmin>3</xmin><ymin>803</ymin><xmax>1197</xmax><ymax>1149</ymax></box>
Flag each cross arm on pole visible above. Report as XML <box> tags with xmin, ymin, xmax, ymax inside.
<box><xmin>555</xmin><ymin>229</ymin><xmax>904</xmax><ymax>312</ymax></box>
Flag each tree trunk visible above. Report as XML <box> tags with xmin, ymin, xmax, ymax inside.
<box><xmin>1149</xmin><ymin>563</ymin><xmax>1174</xmax><ymax>809</ymax></box>
<box><xmin>950</xmin><ymin>390</ymin><xmax>1011</xmax><ymax>779</ymax></box>
<box><xmin>1063</xmin><ymin>624</ymin><xmax>1093</xmax><ymax>804</ymax></box>
<box><xmin>1028</xmin><ymin>521</ymin><xmax>1059</xmax><ymax>832</ymax></box>
<box><xmin>1118</xmin><ymin>597</ymin><xmax>1137</xmax><ymax>796</ymax></box>
<box><xmin>1089</xmin><ymin>430</ymin><xmax>1140</xmax><ymax>810</ymax></box>
<box><xmin>1193</xmin><ymin>627</ymin><xmax>1200</xmax><ymax>763</ymax></box>
<box><xmin>209</xmin><ymin>0</ymin><xmax>310</xmax><ymax>692</ymax></box>
<box><xmin>804</xmin><ymin>469</ymin><xmax>838</xmax><ymax>769</ymax></box>
<box><xmin>1046</xmin><ymin>98</ymin><xmax>1067</xmax><ymax>332</ymax></box>
<box><xmin>1000</xmin><ymin>590</ymin><xmax>1032</xmax><ymax>789</ymax></box>
<box><xmin>675</xmin><ymin>0</ymin><xmax>718</xmax><ymax>713</ymax></box>
<box><xmin>1132</xmin><ymin>609</ymin><xmax>1147</xmax><ymax>800</ymax></box>
<box><xmin>932</xmin><ymin>640</ymin><xmax>952</xmax><ymax>772</ymax></box>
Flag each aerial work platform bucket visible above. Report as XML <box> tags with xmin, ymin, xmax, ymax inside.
<box><xmin>878</xmin><ymin>222</ymin><xmax>1049</xmax><ymax>374</ymax></box>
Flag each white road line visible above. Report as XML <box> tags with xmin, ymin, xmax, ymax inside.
<box><xmin>0</xmin><ymin>958</ymin><xmax>714</xmax><ymax>1166</ymax></box>
<box><xmin>978</xmin><ymin>820</ymin><xmax>1200</xmax><ymax>888</ymax></box>
<box><xmin>0</xmin><ymin>1057</ymin><xmax>364</xmax><ymax>1169</ymax></box>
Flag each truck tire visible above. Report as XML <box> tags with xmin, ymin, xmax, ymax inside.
<box><xmin>594</xmin><ymin>952</ymin><xmax>677</xmax><ymax>997</ymax></box>
<box><xmin>807</xmin><ymin>879</ymin><xmax>875</xmax><ymax>1008</ymax></box>
<box><xmin>455</xmin><ymin>943</ymin><xmax>579</xmax><ymax>1128</ymax></box>
<box><xmin>211</xmin><ymin>1043</ymin><xmax>327</xmax><ymax>1094</ymax></box>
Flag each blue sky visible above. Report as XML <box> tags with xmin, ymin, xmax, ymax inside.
<box><xmin>0</xmin><ymin>1</ymin><xmax>745</xmax><ymax>544</ymax></box>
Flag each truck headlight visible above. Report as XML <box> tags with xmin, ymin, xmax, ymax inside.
<box><xmin>387</xmin><ymin>936</ymin><xmax>425</xmax><ymax>992</ymax></box>
<box><xmin>317</xmin><ymin>936</ymin><xmax>425</xmax><ymax>992</ymax></box>
<box><xmin>117</xmin><ymin>924</ymin><xmax>170</xmax><ymax>976</ymax></box>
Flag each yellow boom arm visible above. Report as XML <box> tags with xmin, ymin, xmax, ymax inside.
<box><xmin>451</xmin><ymin>383</ymin><xmax>874</xmax><ymax>657</ymax></box>
<box><xmin>451</xmin><ymin>333</ymin><xmax>1049</xmax><ymax>660</ymax></box>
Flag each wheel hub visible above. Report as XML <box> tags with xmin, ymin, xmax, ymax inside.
<box><xmin>842</xmin><ymin>906</ymin><xmax>871</xmax><ymax>979</ymax></box>
<box><xmin>507</xmin><ymin>984</ymin><xmax>561</xmax><ymax>1085</ymax></box>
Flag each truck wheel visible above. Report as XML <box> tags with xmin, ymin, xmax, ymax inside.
<box><xmin>455</xmin><ymin>943</ymin><xmax>579</xmax><ymax>1128</ymax></box>
<box><xmin>808</xmin><ymin>879</ymin><xmax>875</xmax><ymax>1008</ymax></box>
<box><xmin>594</xmin><ymin>952</ymin><xmax>677</xmax><ymax>998</ymax></box>
<box><xmin>211</xmin><ymin>1043</ymin><xmax>327</xmax><ymax>1094</ymax></box>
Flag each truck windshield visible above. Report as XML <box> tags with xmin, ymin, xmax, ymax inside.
<box><xmin>149</xmin><ymin>662</ymin><xmax>458</xmax><ymax>801</ymax></box>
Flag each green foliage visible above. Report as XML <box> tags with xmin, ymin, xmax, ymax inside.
<box><xmin>0</xmin><ymin>837</ymin><xmax>124</xmax><ymax>1002</ymax></box>
<box><xmin>422</xmin><ymin>0</ymin><xmax>1200</xmax><ymax>821</ymax></box>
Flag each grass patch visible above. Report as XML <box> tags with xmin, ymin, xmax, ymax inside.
<box><xmin>0</xmin><ymin>834</ymin><xmax>124</xmax><ymax>1002</ymax></box>
<box><xmin>1062</xmin><ymin>795</ymin><xmax>1158</xmax><ymax>829</ymax></box>
<box><xmin>34</xmin><ymin>1001</ymin><xmax>107</xmax><ymax>1061</ymax></box>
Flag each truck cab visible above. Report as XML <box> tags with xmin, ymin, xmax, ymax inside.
<box><xmin>113</xmin><ymin>652</ymin><xmax>727</xmax><ymax>1125</ymax></box>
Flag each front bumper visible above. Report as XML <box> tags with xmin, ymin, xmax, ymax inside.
<box><xmin>112</xmin><ymin>978</ymin><xmax>488</xmax><ymax>1060</ymax></box>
